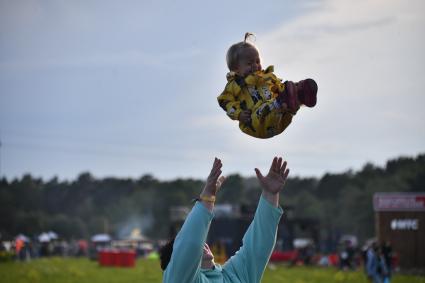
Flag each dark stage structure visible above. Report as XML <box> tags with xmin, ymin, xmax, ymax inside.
<box><xmin>374</xmin><ymin>192</ymin><xmax>425</xmax><ymax>270</ymax></box>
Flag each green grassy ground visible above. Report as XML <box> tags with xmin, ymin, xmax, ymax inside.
<box><xmin>0</xmin><ymin>258</ymin><xmax>423</xmax><ymax>283</ymax></box>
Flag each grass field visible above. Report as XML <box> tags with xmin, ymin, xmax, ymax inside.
<box><xmin>0</xmin><ymin>258</ymin><xmax>424</xmax><ymax>283</ymax></box>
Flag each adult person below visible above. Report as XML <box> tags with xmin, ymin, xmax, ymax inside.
<box><xmin>160</xmin><ymin>156</ymin><xmax>289</xmax><ymax>283</ymax></box>
<box><xmin>366</xmin><ymin>241</ymin><xmax>384</xmax><ymax>283</ymax></box>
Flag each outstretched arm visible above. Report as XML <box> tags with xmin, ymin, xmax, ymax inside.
<box><xmin>224</xmin><ymin>157</ymin><xmax>288</xmax><ymax>283</ymax></box>
<box><xmin>163</xmin><ymin>158</ymin><xmax>225</xmax><ymax>283</ymax></box>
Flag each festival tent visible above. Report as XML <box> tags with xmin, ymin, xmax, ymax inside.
<box><xmin>48</xmin><ymin>231</ymin><xmax>58</xmax><ymax>240</ymax></box>
<box><xmin>38</xmin><ymin>233</ymin><xmax>51</xmax><ymax>243</ymax></box>
<box><xmin>91</xmin><ymin>234</ymin><xmax>111</xmax><ymax>242</ymax></box>
<box><xmin>38</xmin><ymin>231</ymin><xmax>59</xmax><ymax>242</ymax></box>
<box><xmin>293</xmin><ymin>238</ymin><xmax>313</xmax><ymax>248</ymax></box>
<box><xmin>15</xmin><ymin>234</ymin><xmax>30</xmax><ymax>242</ymax></box>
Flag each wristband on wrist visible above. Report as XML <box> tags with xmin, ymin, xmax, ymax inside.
<box><xmin>199</xmin><ymin>194</ymin><xmax>216</xmax><ymax>203</ymax></box>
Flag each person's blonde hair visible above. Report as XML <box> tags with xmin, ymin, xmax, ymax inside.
<box><xmin>226</xmin><ymin>32</ymin><xmax>258</xmax><ymax>71</ymax></box>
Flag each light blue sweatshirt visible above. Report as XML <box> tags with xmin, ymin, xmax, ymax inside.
<box><xmin>163</xmin><ymin>196</ymin><xmax>283</xmax><ymax>283</ymax></box>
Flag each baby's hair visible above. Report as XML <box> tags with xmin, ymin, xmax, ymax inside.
<box><xmin>226</xmin><ymin>32</ymin><xmax>258</xmax><ymax>71</ymax></box>
<box><xmin>244</xmin><ymin>32</ymin><xmax>256</xmax><ymax>43</ymax></box>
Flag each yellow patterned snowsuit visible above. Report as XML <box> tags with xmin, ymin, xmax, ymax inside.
<box><xmin>217</xmin><ymin>66</ymin><xmax>294</xmax><ymax>139</ymax></box>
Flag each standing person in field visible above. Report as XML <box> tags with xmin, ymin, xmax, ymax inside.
<box><xmin>160</xmin><ymin>156</ymin><xmax>289</xmax><ymax>283</ymax></box>
<box><xmin>217</xmin><ymin>33</ymin><xmax>318</xmax><ymax>139</ymax></box>
<box><xmin>366</xmin><ymin>242</ymin><xmax>383</xmax><ymax>283</ymax></box>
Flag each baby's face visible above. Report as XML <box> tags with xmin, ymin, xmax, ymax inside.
<box><xmin>236</xmin><ymin>47</ymin><xmax>262</xmax><ymax>77</ymax></box>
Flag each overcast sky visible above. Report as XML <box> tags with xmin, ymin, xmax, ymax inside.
<box><xmin>1</xmin><ymin>0</ymin><xmax>424</xmax><ymax>181</ymax></box>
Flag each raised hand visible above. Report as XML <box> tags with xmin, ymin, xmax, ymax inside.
<box><xmin>255</xmin><ymin>157</ymin><xmax>289</xmax><ymax>195</ymax></box>
<box><xmin>201</xmin><ymin>158</ymin><xmax>226</xmax><ymax>198</ymax></box>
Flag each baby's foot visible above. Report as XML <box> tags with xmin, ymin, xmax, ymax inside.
<box><xmin>296</xmin><ymin>79</ymin><xmax>317</xmax><ymax>107</ymax></box>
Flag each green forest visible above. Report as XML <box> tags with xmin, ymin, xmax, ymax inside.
<box><xmin>1</xmin><ymin>154</ymin><xmax>424</xmax><ymax>246</ymax></box>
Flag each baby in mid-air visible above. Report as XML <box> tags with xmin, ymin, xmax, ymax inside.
<box><xmin>217</xmin><ymin>33</ymin><xmax>318</xmax><ymax>139</ymax></box>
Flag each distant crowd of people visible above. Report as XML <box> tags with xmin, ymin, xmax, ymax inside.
<box><xmin>1</xmin><ymin>233</ymin><xmax>396</xmax><ymax>283</ymax></box>
<box><xmin>333</xmin><ymin>239</ymin><xmax>394</xmax><ymax>283</ymax></box>
<box><xmin>0</xmin><ymin>238</ymin><xmax>89</xmax><ymax>261</ymax></box>
<box><xmin>334</xmin><ymin>239</ymin><xmax>394</xmax><ymax>283</ymax></box>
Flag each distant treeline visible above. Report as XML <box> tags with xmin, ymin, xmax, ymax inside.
<box><xmin>1</xmin><ymin>154</ymin><xmax>424</xmax><ymax>243</ymax></box>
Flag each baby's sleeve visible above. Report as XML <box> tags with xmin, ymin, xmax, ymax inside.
<box><xmin>217</xmin><ymin>82</ymin><xmax>243</xmax><ymax>121</ymax></box>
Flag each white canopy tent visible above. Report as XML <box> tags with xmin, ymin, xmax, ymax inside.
<box><xmin>91</xmin><ymin>234</ymin><xmax>111</xmax><ymax>242</ymax></box>
<box><xmin>15</xmin><ymin>234</ymin><xmax>30</xmax><ymax>242</ymax></box>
